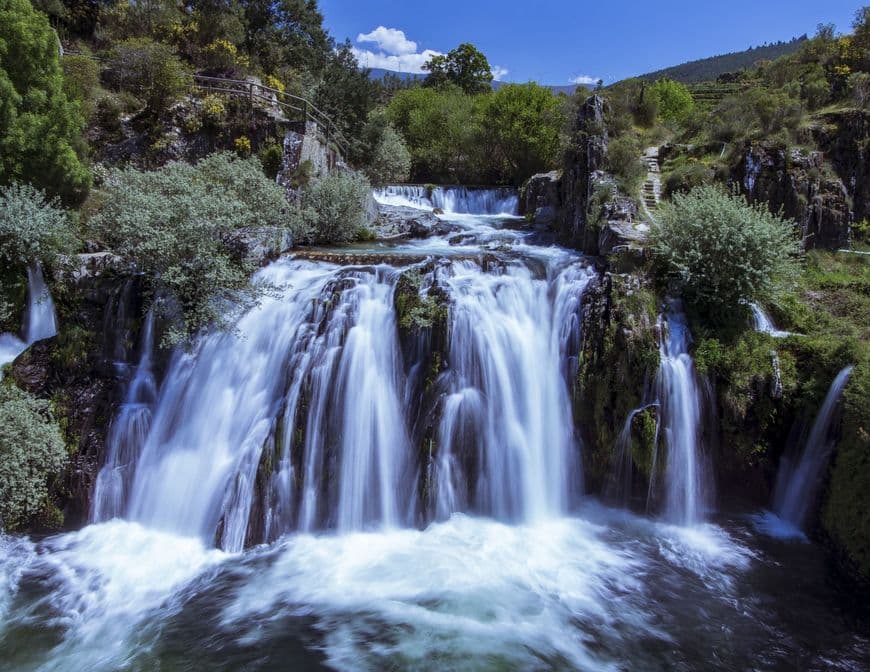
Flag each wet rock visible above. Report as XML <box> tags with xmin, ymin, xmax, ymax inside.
<box><xmin>371</xmin><ymin>204</ymin><xmax>457</xmax><ymax>240</ymax></box>
<box><xmin>521</xmin><ymin>170</ymin><xmax>561</xmax><ymax>229</ymax></box>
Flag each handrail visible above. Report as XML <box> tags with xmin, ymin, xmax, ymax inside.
<box><xmin>192</xmin><ymin>74</ymin><xmax>349</xmax><ymax>156</ymax></box>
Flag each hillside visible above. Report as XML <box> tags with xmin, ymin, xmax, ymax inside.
<box><xmin>368</xmin><ymin>67</ymin><xmax>579</xmax><ymax>95</ymax></box>
<box><xmin>637</xmin><ymin>36</ymin><xmax>808</xmax><ymax>83</ymax></box>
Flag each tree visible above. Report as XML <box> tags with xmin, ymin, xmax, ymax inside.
<box><xmin>649</xmin><ymin>78</ymin><xmax>695</xmax><ymax>123</ymax></box>
<box><xmin>0</xmin><ymin>0</ymin><xmax>90</xmax><ymax>205</ymax></box>
<box><xmin>365</xmin><ymin>123</ymin><xmax>412</xmax><ymax>186</ymax></box>
<box><xmin>0</xmin><ymin>385</ymin><xmax>67</xmax><ymax>531</ymax></box>
<box><xmin>424</xmin><ymin>43</ymin><xmax>494</xmax><ymax>95</ymax></box>
<box><xmin>89</xmin><ymin>153</ymin><xmax>293</xmax><ymax>344</ymax></box>
<box><xmin>480</xmin><ymin>83</ymin><xmax>567</xmax><ymax>184</ymax></box>
<box><xmin>106</xmin><ymin>38</ymin><xmax>192</xmax><ymax>116</ymax></box>
<box><xmin>650</xmin><ymin>186</ymin><xmax>801</xmax><ymax>320</ymax></box>
<box><xmin>299</xmin><ymin>171</ymin><xmax>372</xmax><ymax>243</ymax></box>
<box><xmin>0</xmin><ymin>183</ymin><xmax>75</xmax><ymax>271</ymax></box>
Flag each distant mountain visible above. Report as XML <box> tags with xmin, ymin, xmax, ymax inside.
<box><xmin>636</xmin><ymin>36</ymin><xmax>808</xmax><ymax>84</ymax></box>
<box><xmin>367</xmin><ymin>68</ymin><xmax>579</xmax><ymax>96</ymax></box>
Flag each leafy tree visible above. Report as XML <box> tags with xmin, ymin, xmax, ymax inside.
<box><xmin>106</xmin><ymin>38</ymin><xmax>192</xmax><ymax>115</ymax></box>
<box><xmin>0</xmin><ymin>384</ymin><xmax>67</xmax><ymax>531</ymax></box>
<box><xmin>651</xmin><ymin>185</ymin><xmax>801</xmax><ymax>319</ymax></box>
<box><xmin>365</xmin><ymin>123</ymin><xmax>412</xmax><ymax>186</ymax></box>
<box><xmin>424</xmin><ymin>43</ymin><xmax>494</xmax><ymax>95</ymax></box>
<box><xmin>242</xmin><ymin>0</ymin><xmax>331</xmax><ymax>75</ymax></box>
<box><xmin>299</xmin><ymin>171</ymin><xmax>372</xmax><ymax>243</ymax></box>
<box><xmin>649</xmin><ymin>78</ymin><xmax>694</xmax><ymax>123</ymax></box>
<box><xmin>0</xmin><ymin>183</ymin><xmax>75</xmax><ymax>271</ymax></box>
<box><xmin>89</xmin><ymin>153</ymin><xmax>293</xmax><ymax>343</ymax></box>
<box><xmin>313</xmin><ymin>40</ymin><xmax>377</xmax><ymax>146</ymax></box>
<box><xmin>0</xmin><ymin>0</ymin><xmax>90</xmax><ymax>205</ymax></box>
<box><xmin>480</xmin><ymin>83</ymin><xmax>567</xmax><ymax>184</ymax></box>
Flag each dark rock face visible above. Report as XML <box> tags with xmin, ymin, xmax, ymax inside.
<box><xmin>521</xmin><ymin>170</ymin><xmax>562</xmax><ymax>228</ymax></box>
<box><xmin>559</xmin><ymin>95</ymin><xmax>610</xmax><ymax>252</ymax></box>
<box><xmin>734</xmin><ymin>143</ymin><xmax>853</xmax><ymax>249</ymax></box>
<box><xmin>812</xmin><ymin>110</ymin><xmax>870</xmax><ymax>225</ymax></box>
<box><xmin>10</xmin><ymin>269</ymin><xmax>150</xmax><ymax>529</ymax></box>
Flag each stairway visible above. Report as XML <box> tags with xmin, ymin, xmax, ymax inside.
<box><xmin>641</xmin><ymin>147</ymin><xmax>662</xmax><ymax>221</ymax></box>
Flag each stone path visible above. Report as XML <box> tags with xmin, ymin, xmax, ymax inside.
<box><xmin>640</xmin><ymin>146</ymin><xmax>662</xmax><ymax>222</ymax></box>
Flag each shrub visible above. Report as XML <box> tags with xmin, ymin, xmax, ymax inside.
<box><xmin>258</xmin><ymin>143</ymin><xmax>284</xmax><ymax>180</ymax></box>
<box><xmin>0</xmin><ymin>0</ymin><xmax>90</xmax><ymax>205</ymax></box>
<box><xmin>89</xmin><ymin>152</ymin><xmax>293</xmax><ymax>343</ymax></box>
<box><xmin>107</xmin><ymin>38</ymin><xmax>191</xmax><ymax>115</ymax></box>
<box><xmin>662</xmin><ymin>162</ymin><xmax>714</xmax><ymax>199</ymax></box>
<box><xmin>365</xmin><ymin>124</ymin><xmax>411</xmax><ymax>186</ymax></box>
<box><xmin>651</xmin><ymin>185</ymin><xmax>801</xmax><ymax>320</ymax></box>
<box><xmin>202</xmin><ymin>39</ymin><xmax>249</xmax><ymax>73</ymax></box>
<box><xmin>300</xmin><ymin>171</ymin><xmax>372</xmax><ymax>244</ymax></box>
<box><xmin>61</xmin><ymin>53</ymin><xmax>101</xmax><ymax>119</ymax></box>
<box><xmin>849</xmin><ymin>72</ymin><xmax>870</xmax><ymax>108</ymax></box>
<box><xmin>199</xmin><ymin>94</ymin><xmax>227</xmax><ymax>126</ymax></box>
<box><xmin>649</xmin><ymin>79</ymin><xmax>694</xmax><ymax>124</ymax></box>
<box><xmin>0</xmin><ymin>183</ymin><xmax>75</xmax><ymax>270</ymax></box>
<box><xmin>0</xmin><ymin>384</ymin><xmax>67</xmax><ymax>531</ymax></box>
<box><xmin>607</xmin><ymin>134</ymin><xmax>646</xmax><ymax>194</ymax></box>
<box><xmin>234</xmin><ymin>136</ymin><xmax>252</xmax><ymax>157</ymax></box>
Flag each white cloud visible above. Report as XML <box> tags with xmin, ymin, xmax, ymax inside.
<box><xmin>352</xmin><ymin>47</ymin><xmax>444</xmax><ymax>74</ymax></box>
<box><xmin>491</xmin><ymin>66</ymin><xmax>509</xmax><ymax>81</ymax></box>
<box><xmin>570</xmin><ymin>74</ymin><xmax>601</xmax><ymax>86</ymax></box>
<box><xmin>356</xmin><ymin>26</ymin><xmax>418</xmax><ymax>56</ymax></box>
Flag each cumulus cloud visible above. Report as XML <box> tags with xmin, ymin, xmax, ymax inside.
<box><xmin>491</xmin><ymin>66</ymin><xmax>509</xmax><ymax>81</ymax></box>
<box><xmin>356</xmin><ymin>26</ymin><xmax>418</xmax><ymax>56</ymax></box>
<box><xmin>353</xmin><ymin>25</ymin><xmax>442</xmax><ymax>73</ymax></box>
<box><xmin>570</xmin><ymin>74</ymin><xmax>601</xmax><ymax>86</ymax></box>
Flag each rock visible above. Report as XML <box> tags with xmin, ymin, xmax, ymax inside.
<box><xmin>812</xmin><ymin>110</ymin><xmax>869</xmax><ymax>225</ymax></box>
<box><xmin>227</xmin><ymin>226</ymin><xmax>294</xmax><ymax>266</ymax></box>
<box><xmin>734</xmin><ymin>143</ymin><xmax>853</xmax><ymax>249</ymax></box>
<box><xmin>371</xmin><ymin>204</ymin><xmax>456</xmax><ymax>240</ymax></box>
<box><xmin>521</xmin><ymin>171</ymin><xmax>561</xmax><ymax>229</ymax></box>
<box><xmin>433</xmin><ymin>207</ymin><xmax>445</xmax><ymax>215</ymax></box>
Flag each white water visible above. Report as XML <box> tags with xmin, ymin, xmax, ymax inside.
<box><xmin>657</xmin><ymin>303</ymin><xmax>708</xmax><ymax>526</ymax></box>
<box><xmin>0</xmin><ymin>263</ymin><xmax>58</xmax><ymax>377</ymax></box>
<box><xmin>749</xmin><ymin>303</ymin><xmax>791</xmax><ymax>338</ymax></box>
<box><xmin>434</xmin><ymin>259</ymin><xmax>593</xmax><ymax>521</ymax></box>
<box><xmin>374</xmin><ymin>185</ymin><xmax>519</xmax><ymax>216</ymax></box>
<box><xmin>773</xmin><ymin>366</ymin><xmax>854</xmax><ymax>528</ymax></box>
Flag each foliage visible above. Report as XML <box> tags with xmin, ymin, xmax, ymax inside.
<box><xmin>649</xmin><ymin>79</ymin><xmax>695</xmax><ymax>123</ymax></box>
<box><xmin>424</xmin><ymin>43</ymin><xmax>494</xmax><ymax>95</ymax></box>
<box><xmin>651</xmin><ymin>185</ymin><xmax>801</xmax><ymax>320</ymax></box>
<box><xmin>312</xmin><ymin>40</ymin><xmax>378</xmax><ymax>145</ymax></box>
<box><xmin>106</xmin><ymin>38</ymin><xmax>192</xmax><ymax>115</ymax></box>
<box><xmin>234</xmin><ymin>135</ymin><xmax>252</xmax><ymax>156</ymax></box>
<box><xmin>0</xmin><ymin>0</ymin><xmax>90</xmax><ymax>205</ymax></box>
<box><xmin>202</xmin><ymin>38</ymin><xmax>250</xmax><ymax>73</ymax></box>
<box><xmin>662</xmin><ymin>161</ymin><xmax>714</xmax><ymax>198</ymax></box>
<box><xmin>0</xmin><ymin>384</ymin><xmax>67</xmax><ymax>531</ymax></box>
<box><xmin>365</xmin><ymin>123</ymin><xmax>412</xmax><ymax>186</ymax></box>
<box><xmin>607</xmin><ymin>134</ymin><xmax>646</xmax><ymax>194</ymax></box>
<box><xmin>299</xmin><ymin>171</ymin><xmax>372</xmax><ymax>244</ymax></box>
<box><xmin>61</xmin><ymin>53</ymin><xmax>102</xmax><ymax>120</ymax></box>
<box><xmin>0</xmin><ymin>183</ymin><xmax>75</xmax><ymax>270</ymax></box>
<box><xmin>89</xmin><ymin>153</ymin><xmax>291</xmax><ymax>343</ymax></box>
<box><xmin>258</xmin><ymin>142</ymin><xmax>284</xmax><ymax>179</ymax></box>
<box><xmin>479</xmin><ymin>83</ymin><xmax>568</xmax><ymax>184</ymax></box>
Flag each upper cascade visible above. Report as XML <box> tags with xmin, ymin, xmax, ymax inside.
<box><xmin>0</xmin><ymin>263</ymin><xmax>59</xmax><ymax>377</ymax></box>
<box><xmin>374</xmin><ymin>185</ymin><xmax>520</xmax><ymax>216</ymax></box>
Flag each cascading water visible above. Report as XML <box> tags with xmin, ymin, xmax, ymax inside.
<box><xmin>0</xmin><ymin>263</ymin><xmax>58</xmax><ymax>377</ymax></box>
<box><xmin>749</xmin><ymin>302</ymin><xmax>790</xmax><ymax>338</ymax></box>
<box><xmin>773</xmin><ymin>366</ymin><xmax>854</xmax><ymax>528</ymax></box>
<box><xmin>433</xmin><ymin>259</ymin><xmax>593</xmax><ymax>521</ymax></box>
<box><xmin>656</xmin><ymin>302</ymin><xmax>708</xmax><ymax>526</ymax></box>
<box><xmin>92</xmin><ymin>311</ymin><xmax>157</xmax><ymax>521</ymax></box>
<box><xmin>374</xmin><ymin>185</ymin><xmax>520</xmax><ymax>216</ymax></box>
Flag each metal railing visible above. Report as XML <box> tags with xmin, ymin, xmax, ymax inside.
<box><xmin>192</xmin><ymin>75</ymin><xmax>349</xmax><ymax>156</ymax></box>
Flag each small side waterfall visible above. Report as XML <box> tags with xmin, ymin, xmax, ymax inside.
<box><xmin>657</xmin><ymin>303</ymin><xmax>708</xmax><ymax>526</ymax></box>
<box><xmin>374</xmin><ymin>185</ymin><xmax>520</xmax><ymax>216</ymax></box>
<box><xmin>0</xmin><ymin>263</ymin><xmax>59</xmax><ymax>376</ymax></box>
<box><xmin>749</xmin><ymin>303</ymin><xmax>790</xmax><ymax>338</ymax></box>
<box><xmin>773</xmin><ymin>366</ymin><xmax>854</xmax><ymax>528</ymax></box>
<box><xmin>92</xmin><ymin>312</ymin><xmax>157</xmax><ymax>522</ymax></box>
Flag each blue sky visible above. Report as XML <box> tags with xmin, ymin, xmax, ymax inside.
<box><xmin>318</xmin><ymin>0</ymin><xmax>863</xmax><ymax>84</ymax></box>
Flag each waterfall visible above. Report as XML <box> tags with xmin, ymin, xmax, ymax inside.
<box><xmin>749</xmin><ymin>303</ymin><xmax>790</xmax><ymax>338</ymax></box>
<box><xmin>92</xmin><ymin>311</ymin><xmax>157</xmax><ymax>522</ymax></box>
<box><xmin>374</xmin><ymin>185</ymin><xmax>520</xmax><ymax>216</ymax></box>
<box><xmin>96</xmin><ymin>252</ymin><xmax>591</xmax><ymax>549</ymax></box>
<box><xmin>0</xmin><ymin>263</ymin><xmax>58</xmax><ymax>377</ymax></box>
<box><xmin>433</xmin><ymin>260</ymin><xmax>592</xmax><ymax>522</ymax></box>
<box><xmin>656</xmin><ymin>302</ymin><xmax>708</xmax><ymax>526</ymax></box>
<box><xmin>606</xmin><ymin>404</ymin><xmax>659</xmax><ymax>508</ymax></box>
<box><xmin>773</xmin><ymin>366</ymin><xmax>854</xmax><ymax>528</ymax></box>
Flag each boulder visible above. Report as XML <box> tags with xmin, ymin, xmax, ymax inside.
<box><xmin>371</xmin><ymin>204</ymin><xmax>456</xmax><ymax>240</ymax></box>
<box><xmin>521</xmin><ymin>171</ymin><xmax>562</xmax><ymax>229</ymax></box>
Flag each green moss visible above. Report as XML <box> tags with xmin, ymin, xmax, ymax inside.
<box><xmin>630</xmin><ymin>407</ymin><xmax>659</xmax><ymax>480</ymax></box>
<box><xmin>394</xmin><ymin>269</ymin><xmax>448</xmax><ymax>333</ymax></box>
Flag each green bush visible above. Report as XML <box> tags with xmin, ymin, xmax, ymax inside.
<box><xmin>107</xmin><ymin>38</ymin><xmax>191</xmax><ymax>115</ymax></box>
<box><xmin>61</xmin><ymin>53</ymin><xmax>101</xmax><ymax>120</ymax></box>
<box><xmin>89</xmin><ymin>152</ymin><xmax>293</xmax><ymax>343</ymax></box>
<box><xmin>607</xmin><ymin>134</ymin><xmax>646</xmax><ymax>194</ymax></box>
<box><xmin>365</xmin><ymin>123</ymin><xmax>411</xmax><ymax>186</ymax></box>
<box><xmin>258</xmin><ymin>143</ymin><xmax>284</xmax><ymax>180</ymax></box>
<box><xmin>0</xmin><ymin>384</ymin><xmax>67</xmax><ymax>531</ymax></box>
<box><xmin>0</xmin><ymin>183</ymin><xmax>75</xmax><ymax>270</ymax></box>
<box><xmin>649</xmin><ymin>78</ymin><xmax>694</xmax><ymax>124</ymax></box>
<box><xmin>0</xmin><ymin>0</ymin><xmax>90</xmax><ymax>205</ymax></box>
<box><xmin>651</xmin><ymin>185</ymin><xmax>801</xmax><ymax>320</ymax></box>
<box><xmin>300</xmin><ymin>171</ymin><xmax>372</xmax><ymax>244</ymax></box>
<box><xmin>662</xmin><ymin>162</ymin><xmax>714</xmax><ymax>198</ymax></box>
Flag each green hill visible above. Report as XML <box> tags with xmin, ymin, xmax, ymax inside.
<box><xmin>637</xmin><ymin>36</ymin><xmax>808</xmax><ymax>83</ymax></box>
